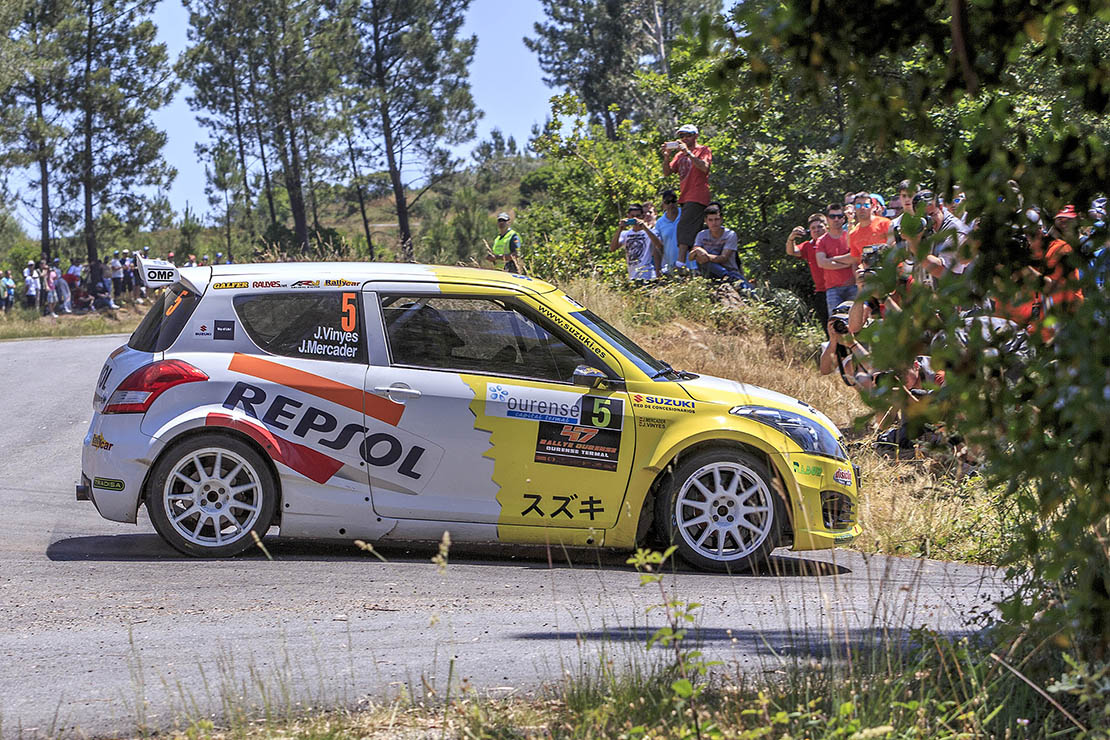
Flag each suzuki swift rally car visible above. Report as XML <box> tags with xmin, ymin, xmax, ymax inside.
<box><xmin>78</xmin><ymin>260</ymin><xmax>860</xmax><ymax>571</ymax></box>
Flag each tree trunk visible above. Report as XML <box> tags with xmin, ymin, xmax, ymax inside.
<box><xmin>227</xmin><ymin>47</ymin><xmax>254</xmax><ymax>239</ymax></box>
<box><xmin>33</xmin><ymin>84</ymin><xmax>52</xmax><ymax>262</ymax></box>
<box><xmin>273</xmin><ymin>108</ymin><xmax>309</xmax><ymax>253</ymax></box>
<box><xmin>224</xmin><ymin>190</ymin><xmax>232</xmax><ymax>258</ymax></box>
<box><xmin>82</xmin><ymin>0</ymin><xmax>97</xmax><ymax>265</ymax></box>
<box><xmin>371</xmin><ymin>18</ymin><xmax>412</xmax><ymax>261</ymax></box>
<box><xmin>247</xmin><ymin>61</ymin><xmax>277</xmax><ymax>228</ymax></box>
<box><xmin>344</xmin><ymin>125</ymin><xmax>374</xmax><ymax>260</ymax></box>
<box><xmin>303</xmin><ymin>124</ymin><xmax>321</xmax><ymax>237</ymax></box>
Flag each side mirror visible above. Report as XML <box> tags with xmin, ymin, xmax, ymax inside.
<box><xmin>573</xmin><ymin>364</ymin><xmax>624</xmax><ymax>390</ymax></box>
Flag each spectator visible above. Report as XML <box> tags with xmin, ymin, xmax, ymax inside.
<box><xmin>185</xmin><ymin>254</ymin><xmax>197</xmax><ymax>267</ymax></box>
<box><xmin>1</xmin><ymin>270</ymin><xmax>14</xmax><ymax>313</ymax></box>
<box><xmin>487</xmin><ymin>212</ymin><xmax>523</xmax><ymax>273</ymax></box>
<box><xmin>609</xmin><ymin>203</ymin><xmax>663</xmax><ymax>280</ymax></box>
<box><xmin>786</xmin><ymin>213</ymin><xmax>831</xmax><ymax>333</ymax></box>
<box><xmin>201</xmin><ymin>254</ymin><xmax>210</xmax><ymax>266</ymax></box>
<box><xmin>215</xmin><ymin>251</ymin><xmax>225</xmax><ymax>265</ymax></box>
<box><xmin>653</xmin><ymin>189</ymin><xmax>687</xmax><ymax>273</ymax></box>
<box><xmin>167</xmin><ymin>251</ymin><xmax>176</xmax><ymax>266</ymax></box>
<box><xmin>42</xmin><ymin>260</ymin><xmax>58</xmax><ymax>317</ymax></box>
<box><xmin>1039</xmin><ymin>205</ymin><xmax>1084</xmax><ymax>315</ymax></box>
<box><xmin>641</xmin><ymin>202</ymin><xmax>657</xmax><ymax>228</ymax></box>
<box><xmin>121</xmin><ymin>248</ymin><xmax>135</xmax><ymax>301</ymax></box>
<box><xmin>110</xmin><ymin>250</ymin><xmax>124</xmax><ymax>300</ymax></box>
<box><xmin>915</xmin><ymin>189</ymin><xmax>972</xmax><ymax>279</ymax></box>
<box><xmin>815</xmin><ymin>203</ymin><xmax>859</xmax><ymax>315</ymax></box>
<box><xmin>690</xmin><ymin>203</ymin><xmax>749</xmax><ymax>285</ymax></box>
<box><xmin>53</xmin><ymin>258</ymin><xmax>72</xmax><ymax>313</ymax></box>
<box><xmin>65</xmin><ymin>257</ymin><xmax>82</xmax><ymax>286</ymax></box>
<box><xmin>848</xmin><ymin>191</ymin><xmax>892</xmax><ymax>268</ymax></box>
<box><xmin>661</xmin><ymin>123</ymin><xmax>712</xmax><ymax>266</ymax></box>
<box><xmin>23</xmin><ymin>268</ymin><xmax>38</xmax><ymax>308</ymax></box>
<box><xmin>818</xmin><ymin>302</ymin><xmax>874</xmax><ymax>388</ymax></box>
<box><xmin>886</xmin><ymin>180</ymin><xmax>916</xmax><ymax>255</ymax></box>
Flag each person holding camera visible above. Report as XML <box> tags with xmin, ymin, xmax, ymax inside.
<box><xmin>819</xmin><ymin>301</ymin><xmax>875</xmax><ymax>388</ymax></box>
<box><xmin>786</xmin><ymin>213</ymin><xmax>830</xmax><ymax>333</ymax></box>
<box><xmin>661</xmin><ymin>123</ymin><xmax>712</xmax><ymax>267</ymax></box>
<box><xmin>609</xmin><ymin>203</ymin><xmax>663</xmax><ymax>280</ymax></box>
<box><xmin>848</xmin><ymin>191</ymin><xmax>891</xmax><ymax>267</ymax></box>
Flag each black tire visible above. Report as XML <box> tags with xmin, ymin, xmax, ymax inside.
<box><xmin>655</xmin><ymin>447</ymin><xmax>785</xmax><ymax>573</ymax></box>
<box><xmin>147</xmin><ymin>434</ymin><xmax>277</xmax><ymax>557</ymax></box>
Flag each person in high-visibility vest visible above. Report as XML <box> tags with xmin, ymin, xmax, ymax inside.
<box><xmin>486</xmin><ymin>212</ymin><xmax>522</xmax><ymax>273</ymax></box>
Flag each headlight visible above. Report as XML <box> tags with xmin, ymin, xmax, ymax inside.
<box><xmin>729</xmin><ymin>405</ymin><xmax>847</xmax><ymax>460</ymax></box>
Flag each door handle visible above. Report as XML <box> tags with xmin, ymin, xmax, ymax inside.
<box><xmin>372</xmin><ymin>384</ymin><xmax>422</xmax><ymax>400</ymax></box>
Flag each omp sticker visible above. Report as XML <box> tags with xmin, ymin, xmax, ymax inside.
<box><xmin>206</xmin><ymin>412</ymin><xmax>344</xmax><ymax>484</ymax></box>
<box><xmin>228</xmin><ymin>353</ymin><xmax>401</xmax><ymax>425</ymax></box>
<box><xmin>93</xmin><ymin>477</ymin><xmax>124</xmax><ymax>491</ymax></box>
<box><xmin>833</xmin><ymin>468</ymin><xmax>853</xmax><ymax>487</ymax></box>
<box><xmin>90</xmin><ymin>433</ymin><xmax>114</xmax><ymax>451</ymax></box>
<box><xmin>631</xmin><ymin>393</ymin><xmax>696</xmax><ymax>414</ymax></box>
<box><xmin>531</xmin><ymin>302</ymin><xmax>609</xmax><ymax>360</ymax></box>
<box><xmin>213</xmin><ymin>281</ymin><xmax>248</xmax><ymax>289</ymax></box>
<box><xmin>534</xmin><ymin>422</ymin><xmax>621</xmax><ymax>471</ymax></box>
<box><xmin>793</xmin><ymin>461</ymin><xmax>823</xmax><ymax>478</ymax></box>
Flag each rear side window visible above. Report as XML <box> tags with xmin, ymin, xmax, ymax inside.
<box><xmin>234</xmin><ymin>291</ymin><xmax>366</xmax><ymax>363</ymax></box>
<box><xmin>129</xmin><ymin>283</ymin><xmax>202</xmax><ymax>352</ymax></box>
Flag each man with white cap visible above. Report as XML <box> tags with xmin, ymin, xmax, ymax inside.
<box><xmin>661</xmin><ymin>123</ymin><xmax>712</xmax><ymax>267</ymax></box>
<box><xmin>486</xmin><ymin>212</ymin><xmax>522</xmax><ymax>273</ymax></box>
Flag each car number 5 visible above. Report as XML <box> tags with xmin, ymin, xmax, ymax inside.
<box><xmin>591</xmin><ymin>397</ymin><xmax>611</xmax><ymax>428</ymax></box>
<box><xmin>341</xmin><ymin>293</ymin><xmax>357</xmax><ymax>331</ymax></box>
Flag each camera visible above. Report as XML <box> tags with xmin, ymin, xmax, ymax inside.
<box><xmin>624</xmin><ymin>218</ymin><xmax>638</xmax><ymax>226</ymax></box>
<box><xmin>860</xmin><ymin>244</ymin><xmax>883</xmax><ymax>272</ymax></box>
<box><xmin>665</xmin><ymin>141</ymin><xmax>680</xmax><ymax>150</ymax></box>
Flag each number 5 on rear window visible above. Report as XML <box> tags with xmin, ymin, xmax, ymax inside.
<box><xmin>341</xmin><ymin>293</ymin><xmax>357</xmax><ymax>332</ymax></box>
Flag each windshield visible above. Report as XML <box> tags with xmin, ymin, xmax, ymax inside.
<box><xmin>571</xmin><ymin>309</ymin><xmax>680</xmax><ymax>380</ymax></box>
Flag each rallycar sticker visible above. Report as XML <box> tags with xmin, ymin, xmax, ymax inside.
<box><xmin>89</xmin><ymin>433</ymin><xmax>114</xmax><ymax>451</ymax></box>
<box><xmin>631</xmin><ymin>393</ymin><xmax>696</xmax><ymax>414</ymax></box>
<box><xmin>534</xmin><ymin>422</ymin><xmax>621</xmax><ymax>471</ymax></box>
<box><xmin>324</xmin><ymin>279</ymin><xmax>359</xmax><ymax>287</ymax></box>
<box><xmin>223</xmin><ymin>354</ymin><xmax>443</xmax><ymax>492</ymax></box>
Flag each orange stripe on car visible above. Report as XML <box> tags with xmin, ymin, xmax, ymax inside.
<box><xmin>228</xmin><ymin>353</ymin><xmax>404</xmax><ymax>425</ymax></box>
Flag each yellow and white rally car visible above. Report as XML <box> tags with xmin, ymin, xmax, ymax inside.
<box><xmin>78</xmin><ymin>260</ymin><xmax>860</xmax><ymax>571</ymax></box>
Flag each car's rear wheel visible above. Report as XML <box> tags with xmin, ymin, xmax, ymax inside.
<box><xmin>147</xmin><ymin>435</ymin><xmax>276</xmax><ymax>557</ymax></box>
<box><xmin>657</xmin><ymin>448</ymin><xmax>784</xmax><ymax>572</ymax></box>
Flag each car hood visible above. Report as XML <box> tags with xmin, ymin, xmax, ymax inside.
<box><xmin>678</xmin><ymin>374</ymin><xmax>842</xmax><ymax>438</ymax></box>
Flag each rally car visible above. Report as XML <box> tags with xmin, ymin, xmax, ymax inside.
<box><xmin>78</xmin><ymin>259</ymin><xmax>860</xmax><ymax>571</ymax></box>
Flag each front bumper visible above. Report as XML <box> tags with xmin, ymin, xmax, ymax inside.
<box><xmin>80</xmin><ymin>413</ymin><xmax>160</xmax><ymax>523</ymax></box>
<box><xmin>780</xmin><ymin>453</ymin><xmax>862</xmax><ymax>550</ymax></box>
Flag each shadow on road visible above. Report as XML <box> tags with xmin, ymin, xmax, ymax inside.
<box><xmin>45</xmin><ymin>534</ymin><xmax>850</xmax><ymax>576</ymax></box>
<box><xmin>512</xmin><ymin>626</ymin><xmax>978</xmax><ymax>657</ymax></box>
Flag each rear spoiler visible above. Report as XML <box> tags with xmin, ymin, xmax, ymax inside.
<box><xmin>137</xmin><ymin>257</ymin><xmax>179</xmax><ymax>288</ymax></box>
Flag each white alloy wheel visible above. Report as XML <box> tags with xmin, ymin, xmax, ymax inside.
<box><xmin>675</xmin><ymin>461</ymin><xmax>773</xmax><ymax>562</ymax></box>
<box><xmin>162</xmin><ymin>447</ymin><xmax>263</xmax><ymax>548</ymax></box>
<box><xmin>148</xmin><ymin>435</ymin><xmax>277</xmax><ymax>557</ymax></box>
<box><xmin>658</xmin><ymin>448</ymin><xmax>784</xmax><ymax>572</ymax></box>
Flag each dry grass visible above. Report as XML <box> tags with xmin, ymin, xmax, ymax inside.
<box><xmin>563</xmin><ymin>277</ymin><xmax>1011</xmax><ymax>565</ymax></box>
<box><xmin>0</xmin><ymin>303</ymin><xmax>144</xmax><ymax>341</ymax></box>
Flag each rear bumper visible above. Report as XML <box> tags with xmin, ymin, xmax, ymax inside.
<box><xmin>80</xmin><ymin>413</ymin><xmax>160</xmax><ymax>523</ymax></box>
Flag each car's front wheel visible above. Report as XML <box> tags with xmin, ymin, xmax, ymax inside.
<box><xmin>147</xmin><ymin>434</ymin><xmax>277</xmax><ymax>557</ymax></box>
<box><xmin>657</xmin><ymin>448</ymin><xmax>785</xmax><ymax>572</ymax></box>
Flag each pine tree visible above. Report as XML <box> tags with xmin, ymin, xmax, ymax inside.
<box><xmin>0</xmin><ymin>0</ymin><xmax>75</xmax><ymax>262</ymax></box>
<box><xmin>347</xmin><ymin>0</ymin><xmax>480</xmax><ymax>261</ymax></box>
<box><xmin>61</xmin><ymin>0</ymin><xmax>177</xmax><ymax>264</ymax></box>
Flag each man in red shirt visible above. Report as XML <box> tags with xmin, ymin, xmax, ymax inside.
<box><xmin>815</xmin><ymin>203</ymin><xmax>859</xmax><ymax>316</ymax></box>
<box><xmin>661</xmin><ymin>123</ymin><xmax>712</xmax><ymax>267</ymax></box>
<box><xmin>848</xmin><ymin>191</ymin><xmax>891</xmax><ymax>266</ymax></box>
<box><xmin>786</xmin><ymin>213</ymin><xmax>830</xmax><ymax>333</ymax></box>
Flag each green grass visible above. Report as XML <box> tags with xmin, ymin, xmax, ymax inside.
<box><xmin>0</xmin><ymin>303</ymin><xmax>143</xmax><ymax>341</ymax></box>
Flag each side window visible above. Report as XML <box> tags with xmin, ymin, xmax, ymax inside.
<box><xmin>234</xmin><ymin>291</ymin><xmax>366</xmax><ymax>363</ymax></box>
<box><xmin>379</xmin><ymin>295</ymin><xmax>588</xmax><ymax>383</ymax></box>
<box><xmin>129</xmin><ymin>282</ymin><xmax>202</xmax><ymax>352</ymax></box>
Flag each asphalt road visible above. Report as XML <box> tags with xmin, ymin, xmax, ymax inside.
<box><xmin>0</xmin><ymin>334</ymin><xmax>1004</xmax><ymax>737</ymax></box>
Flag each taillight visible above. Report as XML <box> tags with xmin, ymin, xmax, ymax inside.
<box><xmin>103</xmin><ymin>360</ymin><xmax>208</xmax><ymax>414</ymax></box>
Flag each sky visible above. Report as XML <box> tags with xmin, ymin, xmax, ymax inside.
<box><xmin>13</xmin><ymin>0</ymin><xmax>554</xmax><ymax>230</ymax></box>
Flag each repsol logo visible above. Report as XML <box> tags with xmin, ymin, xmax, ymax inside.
<box><xmin>632</xmin><ymin>394</ymin><xmax>695</xmax><ymax>409</ymax></box>
<box><xmin>146</xmin><ymin>269</ymin><xmax>175</xmax><ymax>282</ymax></box>
<box><xmin>223</xmin><ymin>381</ymin><xmax>426</xmax><ymax>479</ymax></box>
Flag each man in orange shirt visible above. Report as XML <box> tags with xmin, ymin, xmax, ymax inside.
<box><xmin>1041</xmin><ymin>205</ymin><xmax>1084</xmax><ymax>314</ymax></box>
<box><xmin>661</xmin><ymin>123</ymin><xmax>712</xmax><ymax>267</ymax></box>
<box><xmin>848</xmin><ymin>191</ymin><xmax>891</xmax><ymax>269</ymax></box>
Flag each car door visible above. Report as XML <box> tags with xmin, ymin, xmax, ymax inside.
<box><xmin>361</xmin><ymin>284</ymin><xmax>637</xmax><ymax>530</ymax></box>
